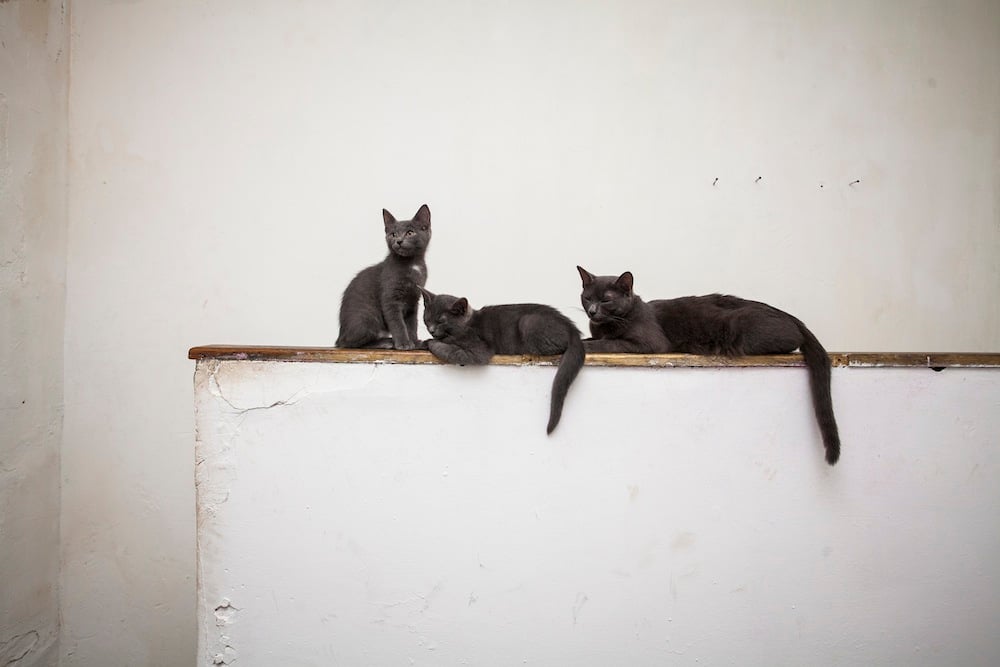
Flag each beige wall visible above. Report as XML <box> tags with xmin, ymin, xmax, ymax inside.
<box><xmin>0</xmin><ymin>1</ymin><xmax>67</xmax><ymax>665</ymax></box>
<box><xmin>55</xmin><ymin>0</ymin><xmax>1000</xmax><ymax>665</ymax></box>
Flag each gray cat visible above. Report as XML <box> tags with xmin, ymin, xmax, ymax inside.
<box><xmin>419</xmin><ymin>287</ymin><xmax>585</xmax><ymax>434</ymax></box>
<box><xmin>574</xmin><ymin>268</ymin><xmax>671</xmax><ymax>354</ymax></box>
<box><xmin>336</xmin><ymin>205</ymin><xmax>431</xmax><ymax>350</ymax></box>
<box><xmin>577</xmin><ymin>266</ymin><xmax>840</xmax><ymax>465</ymax></box>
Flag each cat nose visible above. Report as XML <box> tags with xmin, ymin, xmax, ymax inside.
<box><xmin>587</xmin><ymin>304</ymin><xmax>598</xmax><ymax>317</ymax></box>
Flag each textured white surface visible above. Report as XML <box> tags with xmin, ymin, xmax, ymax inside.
<box><xmin>195</xmin><ymin>360</ymin><xmax>1000</xmax><ymax>666</ymax></box>
<box><xmin>0</xmin><ymin>2</ymin><xmax>66</xmax><ymax>665</ymax></box>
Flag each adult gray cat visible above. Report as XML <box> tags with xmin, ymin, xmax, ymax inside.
<box><xmin>336</xmin><ymin>205</ymin><xmax>431</xmax><ymax>350</ymax></box>
<box><xmin>419</xmin><ymin>287</ymin><xmax>585</xmax><ymax>434</ymax></box>
<box><xmin>577</xmin><ymin>266</ymin><xmax>840</xmax><ymax>465</ymax></box>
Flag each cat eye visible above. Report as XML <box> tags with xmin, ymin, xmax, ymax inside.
<box><xmin>406</xmin><ymin>230</ymin><xmax>415</xmax><ymax>236</ymax></box>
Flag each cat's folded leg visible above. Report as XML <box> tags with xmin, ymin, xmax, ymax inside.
<box><xmin>364</xmin><ymin>337</ymin><xmax>396</xmax><ymax>350</ymax></box>
<box><xmin>427</xmin><ymin>340</ymin><xmax>492</xmax><ymax>366</ymax></box>
<box><xmin>336</xmin><ymin>330</ymin><xmax>391</xmax><ymax>349</ymax></box>
<box><xmin>518</xmin><ymin>314</ymin><xmax>572</xmax><ymax>356</ymax></box>
<box><xmin>738</xmin><ymin>317</ymin><xmax>802</xmax><ymax>355</ymax></box>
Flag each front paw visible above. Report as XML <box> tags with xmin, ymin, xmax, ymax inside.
<box><xmin>414</xmin><ymin>339</ymin><xmax>430</xmax><ymax>350</ymax></box>
<box><xmin>393</xmin><ymin>340</ymin><xmax>416</xmax><ymax>351</ymax></box>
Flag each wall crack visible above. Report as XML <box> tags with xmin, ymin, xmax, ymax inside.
<box><xmin>0</xmin><ymin>630</ymin><xmax>39</xmax><ymax>665</ymax></box>
<box><xmin>207</xmin><ymin>362</ymin><xmax>305</xmax><ymax>415</ymax></box>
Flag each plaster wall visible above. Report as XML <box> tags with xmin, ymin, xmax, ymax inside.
<box><xmin>193</xmin><ymin>359</ymin><xmax>1000</xmax><ymax>666</ymax></box>
<box><xmin>63</xmin><ymin>1</ymin><xmax>1000</xmax><ymax>664</ymax></box>
<box><xmin>0</xmin><ymin>1</ymin><xmax>68</xmax><ymax>665</ymax></box>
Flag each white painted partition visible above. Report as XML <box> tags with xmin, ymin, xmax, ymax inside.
<box><xmin>192</xmin><ymin>353</ymin><xmax>1000</xmax><ymax>666</ymax></box>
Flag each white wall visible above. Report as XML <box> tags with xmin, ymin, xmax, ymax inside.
<box><xmin>193</xmin><ymin>359</ymin><xmax>1000</xmax><ymax>665</ymax></box>
<box><xmin>0</xmin><ymin>1</ymin><xmax>67</xmax><ymax>665</ymax></box>
<box><xmin>63</xmin><ymin>1</ymin><xmax>1000</xmax><ymax>665</ymax></box>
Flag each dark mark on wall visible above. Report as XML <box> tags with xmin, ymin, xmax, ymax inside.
<box><xmin>572</xmin><ymin>593</ymin><xmax>588</xmax><ymax>625</ymax></box>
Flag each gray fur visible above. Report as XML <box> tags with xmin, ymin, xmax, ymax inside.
<box><xmin>577</xmin><ymin>266</ymin><xmax>841</xmax><ymax>465</ymax></box>
<box><xmin>576</xmin><ymin>267</ymin><xmax>670</xmax><ymax>353</ymax></box>
<box><xmin>336</xmin><ymin>205</ymin><xmax>431</xmax><ymax>350</ymax></box>
<box><xmin>420</xmin><ymin>288</ymin><xmax>585</xmax><ymax>434</ymax></box>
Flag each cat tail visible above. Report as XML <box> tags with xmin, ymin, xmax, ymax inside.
<box><xmin>547</xmin><ymin>331</ymin><xmax>585</xmax><ymax>434</ymax></box>
<box><xmin>795</xmin><ymin>319</ymin><xmax>841</xmax><ymax>465</ymax></box>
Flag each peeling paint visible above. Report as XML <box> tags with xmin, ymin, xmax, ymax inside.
<box><xmin>208</xmin><ymin>601</ymin><xmax>239</xmax><ymax>664</ymax></box>
<box><xmin>214</xmin><ymin>598</ymin><xmax>239</xmax><ymax>626</ymax></box>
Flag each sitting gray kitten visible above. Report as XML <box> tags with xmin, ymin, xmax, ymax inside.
<box><xmin>336</xmin><ymin>205</ymin><xmax>431</xmax><ymax>350</ymax></box>
<box><xmin>420</xmin><ymin>287</ymin><xmax>584</xmax><ymax>434</ymax></box>
<box><xmin>577</xmin><ymin>266</ymin><xmax>840</xmax><ymax>465</ymax></box>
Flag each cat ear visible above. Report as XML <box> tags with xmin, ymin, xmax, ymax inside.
<box><xmin>383</xmin><ymin>209</ymin><xmax>397</xmax><ymax>231</ymax></box>
<box><xmin>417</xmin><ymin>286</ymin><xmax>434</xmax><ymax>304</ymax></box>
<box><xmin>577</xmin><ymin>266</ymin><xmax>595</xmax><ymax>287</ymax></box>
<box><xmin>615</xmin><ymin>271</ymin><xmax>634</xmax><ymax>292</ymax></box>
<box><xmin>451</xmin><ymin>297</ymin><xmax>468</xmax><ymax>316</ymax></box>
<box><xmin>414</xmin><ymin>204</ymin><xmax>431</xmax><ymax>227</ymax></box>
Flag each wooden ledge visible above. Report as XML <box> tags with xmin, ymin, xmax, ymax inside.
<box><xmin>188</xmin><ymin>346</ymin><xmax>1000</xmax><ymax>369</ymax></box>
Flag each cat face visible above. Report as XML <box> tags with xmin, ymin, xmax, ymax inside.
<box><xmin>383</xmin><ymin>204</ymin><xmax>432</xmax><ymax>258</ymax></box>
<box><xmin>419</xmin><ymin>288</ymin><xmax>472</xmax><ymax>339</ymax></box>
<box><xmin>577</xmin><ymin>266</ymin><xmax>635</xmax><ymax>325</ymax></box>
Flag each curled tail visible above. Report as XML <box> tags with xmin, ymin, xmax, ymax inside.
<box><xmin>795</xmin><ymin>319</ymin><xmax>841</xmax><ymax>465</ymax></box>
<box><xmin>547</xmin><ymin>332</ymin><xmax>585</xmax><ymax>434</ymax></box>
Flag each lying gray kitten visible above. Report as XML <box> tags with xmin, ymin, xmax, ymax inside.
<box><xmin>420</xmin><ymin>287</ymin><xmax>584</xmax><ymax>434</ymax></box>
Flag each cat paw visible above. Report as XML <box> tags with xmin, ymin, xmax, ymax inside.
<box><xmin>393</xmin><ymin>340</ymin><xmax>416</xmax><ymax>351</ymax></box>
<box><xmin>414</xmin><ymin>339</ymin><xmax>430</xmax><ymax>350</ymax></box>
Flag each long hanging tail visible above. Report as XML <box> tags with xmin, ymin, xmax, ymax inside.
<box><xmin>795</xmin><ymin>319</ymin><xmax>841</xmax><ymax>464</ymax></box>
<box><xmin>547</xmin><ymin>332</ymin><xmax>585</xmax><ymax>434</ymax></box>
